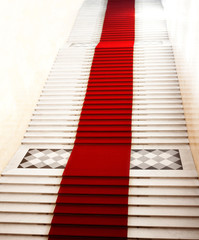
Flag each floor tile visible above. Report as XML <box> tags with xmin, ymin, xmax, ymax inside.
<box><xmin>130</xmin><ymin>149</ymin><xmax>183</xmax><ymax>170</ymax></box>
<box><xmin>18</xmin><ymin>149</ymin><xmax>71</xmax><ymax>169</ymax></box>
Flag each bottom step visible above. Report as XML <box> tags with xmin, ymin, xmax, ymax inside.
<box><xmin>0</xmin><ymin>224</ymin><xmax>199</xmax><ymax>239</ymax></box>
<box><xmin>128</xmin><ymin>228</ymin><xmax>199</xmax><ymax>239</ymax></box>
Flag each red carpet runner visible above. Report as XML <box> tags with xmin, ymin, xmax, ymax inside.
<box><xmin>49</xmin><ymin>0</ymin><xmax>135</xmax><ymax>239</ymax></box>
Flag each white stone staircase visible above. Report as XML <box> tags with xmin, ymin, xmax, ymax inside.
<box><xmin>0</xmin><ymin>0</ymin><xmax>199</xmax><ymax>239</ymax></box>
<box><xmin>0</xmin><ymin>170</ymin><xmax>199</xmax><ymax>239</ymax></box>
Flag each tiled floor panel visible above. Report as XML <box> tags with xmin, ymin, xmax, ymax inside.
<box><xmin>18</xmin><ymin>148</ymin><xmax>183</xmax><ymax>170</ymax></box>
<box><xmin>130</xmin><ymin>149</ymin><xmax>182</xmax><ymax>170</ymax></box>
<box><xmin>18</xmin><ymin>149</ymin><xmax>71</xmax><ymax>169</ymax></box>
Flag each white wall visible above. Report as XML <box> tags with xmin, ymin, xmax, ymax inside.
<box><xmin>0</xmin><ymin>0</ymin><xmax>84</xmax><ymax>172</ymax></box>
<box><xmin>163</xmin><ymin>0</ymin><xmax>199</xmax><ymax>173</ymax></box>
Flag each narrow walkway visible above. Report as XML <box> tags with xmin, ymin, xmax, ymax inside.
<box><xmin>0</xmin><ymin>0</ymin><xmax>199</xmax><ymax>239</ymax></box>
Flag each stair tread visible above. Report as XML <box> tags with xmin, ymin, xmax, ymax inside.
<box><xmin>1</xmin><ymin>177</ymin><xmax>198</xmax><ymax>186</ymax></box>
<box><xmin>0</xmin><ymin>184</ymin><xmax>199</xmax><ymax>196</ymax></box>
<box><xmin>0</xmin><ymin>214</ymin><xmax>199</xmax><ymax>229</ymax></box>
<box><xmin>2</xmin><ymin>169</ymin><xmax>198</xmax><ymax>177</ymax></box>
<box><xmin>1</xmin><ymin>194</ymin><xmax>199</xmax><ymax>206</ymax></box>
<box><xmin>128</xmin><ymin>228</ymin><xmax>199</xmax><ymax>239</ymax></box>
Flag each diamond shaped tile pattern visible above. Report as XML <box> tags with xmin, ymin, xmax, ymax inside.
<box><xmin>19</xmin><ymin>149</ymin><xmax>183</xmax><ymax>170</ymax></box>
<box><xmin>18</xmin><ymin>149</ymin><xmax>71</xmax><ymax>169</ymax></box>
<box><xmin>130</xmin><ymin>149</ymin><xmax>183</xmax><ymax>170</ymax></box>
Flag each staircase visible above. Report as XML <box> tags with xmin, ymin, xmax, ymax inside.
<box><xmin>0</xmin><ymin>0</ymin><xmax>199</xmax><ymax>239</ymax></box>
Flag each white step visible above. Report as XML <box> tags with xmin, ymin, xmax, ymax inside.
<box><xmin>0</xmin><ymin>185</ymin><xmax>59</xmax><ymax>194</ymax></box>
<box><xmin>35</xmin><ymin>104</ymin><xmax>183</xmax><ymax>110</ymax></box>
<box><xmin>44</xmin><ymin>82</ymin><xmax>179</xmax><ymax>87</ymax></box>
<box><xmin>0</xmin><ymin>203</ymin><xmax>198</xmax><ymax>218</ymax></box>
<box><xmin>0</xmin><ymin>177</ymin><xmax>198</xmax><ymax>187</ymax></box>
<box><xmin>30</xmin><ymin>115</ymin><xmax>185</xmax><ymax>121</ymax></box>
<box><xmin>0</xmin><ymin>213</ymin><xmax>52</xmax><ymax>224</ymax></box>
<box><xmin>1</xmin><ymin>183</ymin><xmax>199</xmax><ymax>196</ymax></box>
<box><xmin>0</xmin><ymin>194</ymin><xmax>57</xmax><ymax>203</ymax></box>
<box><xmin>128</xmin><ymin>228</ymin><xmax>199</xmax><ymax>239</ymax></box>
<box><xmin>0</xmin><ymin>236</ymin><xmax>47</xmax><ymax>240</ymax></box>
<box><xmin>38</xmin><ymin>96</ymin><xmax>182</xmax><ymax>101</ymax></box>
<box><xmin>0</xmin><ymin>223</ymin><xmax>49</xmax><ymax>235</ymax></box>
<box><xmin>33</xmin><ymin>109</ymin><xmax>184</xmax><ymax>115</ymax></box>
<box><xmin>128</xmin><ymin>216</ymin><xmax>199</xmax><ymax>228</ymax></box>
<box><xmin>41</xmin><ymin>88</ymin><xmax>180</xmax><ymax>93</ymax></box>
<box><xmin>0</xmin><ymin>214</ymin><xmax>199</xmax><ymax>229</ymax></box>
<box><xmin>36</xmin><ymin>100</ymin><xmax>183</xmax><ymax>105</ymax></box>
<box><xmin>128</xmin><ymin>206</ymin><xmax>199</xmax><ymax>217</ymax></box>
<box><xmin>0</xmin><ymin>176</ymin><xmax>61</xmax><ymax>185</ymax></box>
<box><xmin>129</xmin><ymin>187</ymin><xmax>199</xmax><ymax>196</ymax></box>
<box><xmin>40</xmin><ymin>91</ymin><xmax>181</xmax><ymax>96</ymax></box>
<box><xmin>2</xmin><ymin>169</ymin><xmax>198</xmax><ymax>178</ymax></box>
<box><xmin>21</xmin><ymin>138</ymin><xmax>189</xmax><ymax>145</ymax></box>
<box><xmin>24</xmin><ymin>132</ymin><xmax>188</xmax><ymax>138</ymax></box>
<box><xmin>2</xmin><ymin>224</ymin><xmax>199</xmax><ymax>239</ymax></box>
<box><xmin>27</xmin><ymin>126</ymin><xmax>187</xmax><ymax>132</ymax></box>
<box><xmin>0</xmin><ymin>203</ymin><xmax>55</xmax><ymax>213</ymax></box>
<box><xmin>129</xmin><ymin>196</ymin><xmax>199</xmax><ymax>206</ymax></box>
<box><xmin>28</xmin><ymin>120</ymin><xmax>187</xmax><ymax>126</ymax></box>
<box><xmin>1</xmin><ymin>193</ymin><xmax>199</xmax><ymax>207</ymax></box>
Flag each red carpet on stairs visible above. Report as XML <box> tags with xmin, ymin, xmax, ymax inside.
<box><xmin>49</xmin><ymin>0</ymin><xmax>135</xmax><ymax>239</ymax></box>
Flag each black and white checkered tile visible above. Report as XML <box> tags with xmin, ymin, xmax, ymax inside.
<box><xmin>130</xmin><ymin>149</ymin><xmax>183</xmax><ymax>170</ymax></box>
<box><xmin>18</xmin><ymin>149</ymin><xmax>183</xmax><ymax>170</ymax></box>
<box><xmin>18</xmin><ymin>149</ymin><xmax>71</xmax><ymax>169</ymax></box>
